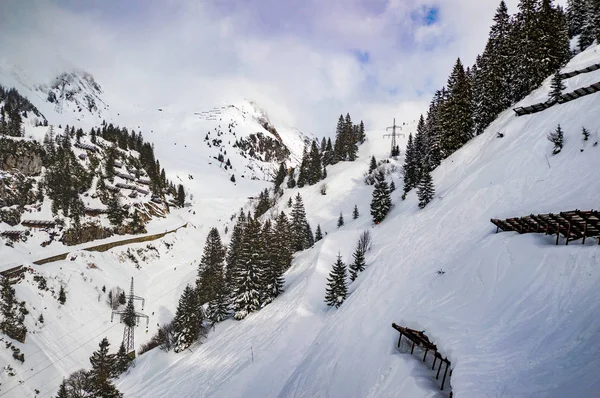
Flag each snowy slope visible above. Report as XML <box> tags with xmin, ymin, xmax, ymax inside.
<box><xmin>1</xmin><ymin>66</ymin><xmax>313</xmax><ymax>396</ymax></box>
<box><xmin>115</xmin><ymin>45</ymin><xmax>600</xmax><ymax>398</ymax></box>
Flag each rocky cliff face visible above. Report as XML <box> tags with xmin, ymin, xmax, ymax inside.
<box><xmin>0</xmin><ymin>139</ymin><xmax>43</xmax><ymax>175</ymax></box>
<box><xmin>234</xmin><ymin>132</ymin><xmax>291</xmax><ymax>163</ymax></box>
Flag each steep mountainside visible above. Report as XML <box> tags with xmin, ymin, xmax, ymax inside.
<box><xmin>116</xmin><ymin>44</ymin><xmax>600</xmax><ymax>398</ymax></box>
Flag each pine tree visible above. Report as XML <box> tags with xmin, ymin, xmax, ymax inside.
<box><xmin>88</xmin><ymin>337</ymin><xmax>122</xmax><ymax>397</ymax></box>
<box><xmin>274</xmin><ymin>163</ymin><xmax>286</xmax><ymax>190</ymax></box>
<box><xmin>358</xmin><ymin>120</ymin><xmax>366</xmax><ymax>144</ymax></box>
<box><xmin>369</xmin><ymin>155</ymin><xmax>377</xmax><ymax>174</ymax></box>
<box><xmin>346</xmin><ymin>114</ymin><xmax>358</xmax><ymax>161</ymax></box>
<box><xmin>349</xmin><ymin>242</ymin><xmax>366</xmax><ymax>282</ymax></box>
<box><xmin>441</xmin><ymin>58</ymin><xmax>474</xmax><ymax>154</ymax></box>
<box><xmin>107</xmin><ymin>192</ymin><xmax>124</xmax><ymax>227</ymax></box>
<box><xmin>176</xmin><ymin>184</ymin><xmax>185</xmax><ymax>207</ymax></box>
<box><xmin>274</xmin><ymin>212</ymin><xmax>293</xmax><ymax>271</ymax></box>
<box><xmin>549</xmin><ymin>71</ymin><xmax>566</xmax><ymax>102</ymax></box>
<box><xmin>58</xmin><ymin>285</ymin><xmax>67</xmax><ymax>305</ymax></box>
<box><xmin>230</xmin><ymin>174</ymin><xmax>236</xmax><ymax>183</ymax></box>
<box><xmin>582</xmin><ymin>126</ymin><xmax>590</xmax><ymax>141</ymax></box>
<box><xmin>390</xmin><ymin>181</ymin><xmax>396</xmax><ymax>192</ymax></box>
<box><xmin>370</xmin><ymin>170</ymin><xmax>392</xmax><ymax>224</ymax></box>
<box><xmin>305</xmin><ymin>221</ymin><xmax>315</xmax><ymax>248</ymax></box>
<box><xmin>287</xmin><ymin>197</ymin><xmax>293</xmax><ymax>207</ymax></box>
<box><xmin>315</xmin><ymin>224</ymin><xmax>323</xmax><ymax>241</ymax></box>
<box><xmin>232</xmin><ymin>217</ymin><xmax>263</xmax><ymax>319</ymax></box>
<box><xmin>172</xmin><ymin>285</ymin><xmax>204</xmax><ymax>352</ymax></box>
<box><xmin>337</xmin><ymin>212</ymin><xmax>344</xmax><ymax>228</ymax></box>
<box><xmin>297</xmin><ymin>147</ymin><xmax>309</xmax><ymax>188</ymax></box>
<box><xmin>261</xmin><ymin>220</ymin><xmax>285</xmax><ymax>305</ymax></box>
<box><xmin>254</xmin><ymin>188</ymin><xmax>271</xmax><ymax>218</ymax></box>
<box><xmin>417</xmin><ymin>163</ymin><xmax>435</xmax><ymax>209</ymax></box>
<box><xmin>402</xmin><ymin>133</ymin><xmax>417</xmax><ymax>199</ymax></box>
<box><xmin>352</xmin><ymin>205</ymin><xmax>359</xmax><ymax>220</ymax></box>
<box><xmin>114</xmin><ymin>342</ymin><xmax>131</xmax><ymax>376</ymax></box>
<box><xmin>324</xmin><ymin>254</ymin><xmax>348</xmax><ymax>308</ymax></box>
<box><xmin>548</xmin><ymin>124</ymin><xmax>564</xmax><ymax>154</ymax></box>
<box><xmin>308</xmin><ymin>140</ymin><xmax>323</xmax><ymax>185</ymax></box>
<box><xmin>291</xmin><ymin>193</ymin><xmax>309</xmax><ymax>251</ymax></box>
<box><xmin>332</xmin><ymin>115</ymin><xmax>345</xmax><ymax>163</ymax></box>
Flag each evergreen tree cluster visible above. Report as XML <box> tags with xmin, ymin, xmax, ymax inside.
<box><xmin>169</xmin><ymin>192</ymin><xmax>316</xmax><ymax>344</ymax></box>
<box><xmin>400</xmin><ymin>0</ymin><xmax>574</xmax><ymax>205</ymax></box>
<box><xmin>566</xmin><ymin>0</ymin><xmax>600</xmax><ymax>51</ymax></box>
<box><xmin>57</xmin><ymin>337</ymin><xmax>130</xmax><ymax>397</ymax></box>
<box><xmin>283</xmin><ymin>114</ymin><xmax>365</xmax><ymax>191</ymax></box>
<box><xmin>331</xmin><ymin>114</ymin><xmax>365</xmax><ymax>164</ymax></box>
<box><xmin>0</xmin><ymin>276</ymin><xmax>28</xmax><ymax>343</ymax></box>
<box><xmin>0</xmin><ymin>84</ymin><xmax>47</xmax><ymax>137</ymax></box>
<box><xmin>325</xmin><ymin>231</ymin><xmax>371</xmax><ymax>308</ymax></box>
<box><xmin>417</xmin><ymin>0</ymin><xmax>571</xmax><ymax>164</ymax></box>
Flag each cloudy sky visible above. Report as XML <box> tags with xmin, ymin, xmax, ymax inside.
<box><xmin>0</xmin><ymin>0</ymin><xmax>559</xmax><ymax>136</ymax></box>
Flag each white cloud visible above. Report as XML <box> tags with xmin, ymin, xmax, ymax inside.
<box><xmin>0</xmin><ymin>0</ymin><xmax>533</xmax><ymax>137</ymax></box>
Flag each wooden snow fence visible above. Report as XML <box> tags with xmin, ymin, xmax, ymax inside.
<box><xmin>559</xmin><ymin>62</ymin><xmax>600</xmax><ymax>79</ymax></box>
<box><xmin>84</xmin><ymin>207</ymin><xmax>106</xmax><ymax>217</ymax></box>
<box><xmin>21</xmin><ymin>220</ymin><xmax>56</xmax><ymax>228</ymax></box>
<box><xmin>513</xmin><ymin>81</ymin><xmax>600</xmax><ymax>116</ymax></box>
<box><xmin>74</xmin><ymin>142</ymin><xmax>98</xmax><ymax>152</ymax></box>
<box><xmin>491</xmin><ymin>210</ymin><xmax>600</xmax><ymax>245</ymax></box>
<box><xmin>391</xmin><ymin>323</ymin><xmax>452</xmax><ymax>393</ymax></box>
<box><xmin>0</xmin><ymin>230</ymin><xmax>26</xmax><ymax>241</ymax></box>
<box><xmin>0</xmin><ymin>265</ymin><xmax>27</xmax><ymax>284</ymax></box>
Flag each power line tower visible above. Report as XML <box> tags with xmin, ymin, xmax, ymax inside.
<box><xmin>384</xmin><ymin>118</ymin><xmax>404</xmax><ymax>157</ymax></box>
<box><xmin>111</xmin><ymin>277</ymin><xmax>148</xmax><ymax>356</ymax></box>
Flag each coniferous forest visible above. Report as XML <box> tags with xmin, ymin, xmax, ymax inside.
<box><xmin>400</xmin><ymin>0</ymin><xmax>597</xmax><ymax>203</ymax></box>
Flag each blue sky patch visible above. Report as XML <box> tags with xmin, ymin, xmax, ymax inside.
<box><xmin>412</xmin><ymin>5</ymin><xmax>440</xmax><ymax>26</ymax></box>
<box><xmin>353</xmin><ymin>49</ymin><xmax>371</xmax><ymax>65</ymax></box>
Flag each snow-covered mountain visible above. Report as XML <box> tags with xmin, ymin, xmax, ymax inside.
<box><xmin>1</xmin><ymin>39</ymin><xmax>599</xmax><ymax>398</ymax></box>
<box><xmin>112</xmin><ymin>44</ymin><xmax>598</xmax><ymax>398</ymax></box>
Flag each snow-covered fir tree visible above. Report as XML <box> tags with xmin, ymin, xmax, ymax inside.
<box><xmin>549</xmin><ymin>72</ymin><xmax>566</xmax><ymax>103</ymax></box>
<box><xmin>261</xmin><ymin>220</ymin><xmax>285</xmax><ymax>305</ymax></box>
<box><xmin>402</xmin><ymin>133</ymin><xmax>417</xmax><ymax>199</ymax></box>
<box><xmin>197</xmin><ymin>227</ymin><xmax>226</xmax><ymax>305</ymax></box>
<box><xmin>370</xmin><ymin>170</ymin><xmax>392</xmax><ymax>224</ymax></box>
<box><xmin>291</xmin><ymin>193</ymin><xmax>310</xmax><ymax>251</ymax></box>
<box><xmin>369</xmin><ymin>155</ymin><xmax>377</xmax><ymax>174</ymax></box>
<box><xmin>582</xmin><ymin>126</ymin><xmax>590</xmax><ymax>141</ymax></box>
<box><xmin>232</xmin><ymin>217</ymin><xmax>263</xmax><ymax>319</ymax></box>
<box><xmin>324</xmin><ymin>254</ymin><xmax>348</xmax><ymax>308</ymax></box>
<box><xmin>88</xmin><ymin>337</ymin><xmax>122</xmax><ymax>397</ymax></box>
<box><xmin>417</xmin><ymin>163</ymin><xmax>436</xmax><ymax>209</ymax></box>
<box><xmin>337</xmin><ymin>212</ymin><xmax>344</xmax><ymax>228</ymax></box>
<box><xmin>548</xmin><ymin>124</ymin><xmax>565</xmax><ymax>154</ymax></box>
<box><xmin>349</xmin><ymin>241</ymin><xmax>366</xmax><ymax>282</ymax></box>
<box><xmin>352</xmin><ymin>205</ymin><xmax>359</xmax><ymax>220</ymax></box>
<box><xmin>315</xmin><ymin>224</ymin><xmax>323</xmax><ymax>241</ymax></box>
<box><xmin>172</xmin><ymin>285</ymin><xmax>205</xmax><ymax>352</ymax></box>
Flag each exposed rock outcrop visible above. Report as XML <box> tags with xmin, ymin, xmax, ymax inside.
<box><xmin>0</xmin><ymin>139</ymin><xmax>44</xmax><ymax>175</ymax></box>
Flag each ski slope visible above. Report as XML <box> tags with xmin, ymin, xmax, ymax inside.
<box><xmin>115</xmin><ymin>45</ymin><xmax>600</xmax><ymax>398</ymax></box>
